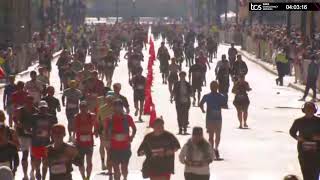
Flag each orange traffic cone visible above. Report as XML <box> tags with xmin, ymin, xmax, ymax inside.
<box><xmin>144</xmin><ymin>94</ymin><xmax>152</xmax><ymax>115</ymax></box>
<box><xmin>149</xmin><ymin>104</ymin><xmax>157</xmax><ymax>127</ymax></box>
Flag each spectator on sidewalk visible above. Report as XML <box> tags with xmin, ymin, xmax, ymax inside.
<box><xmin>179</xmin><ymin>127</ymin><xmax>214</xmax><ymax>180</ymax></box>
<box><xmin>299</xmin><ymin>56</ymin><xmax>319</xmax><ymax>102</ymax></box>
<box><xmin>293</xmin><ymin>45</ymin><xmax>304</xmax><ymax>84</ymax></box>
<box><xmin>275</xmin><ymin>48</ymin><xmax>289</xmax><ymax>86</ymax></box>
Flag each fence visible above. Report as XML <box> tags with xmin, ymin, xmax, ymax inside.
<box><xmin>221</xmin><ymin>30</ymin><xmax>320</xmax><ymax>90</ymax></box>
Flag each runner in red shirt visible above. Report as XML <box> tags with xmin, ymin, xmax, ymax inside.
<box><xmin>104</xmin><ymin>99</ymin><xmax>136</xmax><ymax>180</ymax></box>
<box><xmin>85</xmin><ymin>71</ymin><xmax>105</xmax><ymax>113</ymax></box>
<box><xmin>12</xmin><ymin>81</ymin><xmax>29</xmax><ymax>111</ymax></box>
<box><xmin>74</xmin><ymin>101</ymin><xmax>98</xmax><ymax>180</ymax></box>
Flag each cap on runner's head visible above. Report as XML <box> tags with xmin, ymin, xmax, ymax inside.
<box><xmin>38</xmin><ymin>101</ymin><xmax>48</xmax><ymax>108</ymax></box>
<box><xmin>69</xmin><ymin>80</ymin><xmax>78</xmax><ymax>88</ymax></box>
<box><xmin>0</xmin><ymin>166</ymin><xmax>13</xmax><ymax>180</ymax></box>
<box><xmin>106</xmin><ymin>91</ymin><xmax>115</xmax><ymax>97</ymax></box>
<box><xmin>80</xmin><ymin>100</ymin><xmax>88</xmax><ymax>107</ymax></box>
<box><xmin>52</xmin><ymin>124</ymin><xmax>66</xmax><ymax>136</ymax></box>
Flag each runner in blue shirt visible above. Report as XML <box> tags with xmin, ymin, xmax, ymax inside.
<box><xmin>199</xmin><ymin>81</ymin><xmax>227</xmax><ymax>160</ymax></box>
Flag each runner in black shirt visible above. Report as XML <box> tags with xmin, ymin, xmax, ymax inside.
<box><xmin>42</xmin><ymin>86</ymin><xmax>61</xmax><ymax>117</ymax></box>
<box><xmin>138</xmin><ymin>118</ymin><xmax>180</xmax><ymax>180</ymax></box>
<box><xmin>189</xmin><ymin>59</ymin><xmax>205</xmax><ymax>106</ymax></box>
<box><xmin>228</xmin><ymin>43</ymin><xmax>238</xmax><ymax>68</ymax></box>
<box><xmin>290</xmin><ymin>102</ymin><xmax>320</xmax><ymax>180</ymax></box>
<box><xmin>129</xmin><ymin>67</ymin><xmax>146</xmax><ymax>122</ymax></box>
<box><xmin>45</xmin><ymin>124</ymin><xmax>83</xmax><ymax>180</ymax></box>
<box><xmin>157</xmin><ymin>42</ymin><xmax>170</xmax><ymax>84</ymax></box>
<box><xmin>15</xmin><ymin>95</ymin><xmax>37</xmax><ymax>180</ymax></box>
<box><xmin>113</xmin><ymin>83</ymin><xmax>130</xmax><ymax>114</ymax></box>
<box><xmin>104</xmin><ymin>50</ymin><xmax>117</xmax><ymax>87</ymax></box>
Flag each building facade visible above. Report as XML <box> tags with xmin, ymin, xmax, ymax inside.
<box><xmin>0</xmin><ymin>0</ymin><xmax>32</xmax><ymax>47</ymax></box>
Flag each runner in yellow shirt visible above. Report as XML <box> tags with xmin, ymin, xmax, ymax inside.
<box><xmin>97</xmin><ymin>91</ymin><xmax>115</xmax><ymax>174</ymax></box>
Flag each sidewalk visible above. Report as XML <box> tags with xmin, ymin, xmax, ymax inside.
<box><xmin>238</xmin><ymin>49</ymin><xmax>315</xmax><ymax>98</ymax></box>
<box><xmin>0</xmin><ymin>50</ymin><xmax>62</xmax><ymax>88</ymax></box>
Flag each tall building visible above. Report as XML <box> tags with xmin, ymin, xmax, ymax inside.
<box><xmin>0</xmin><ymin>0</ymin><xmax>32</xmax><ymax>47</ymax></box>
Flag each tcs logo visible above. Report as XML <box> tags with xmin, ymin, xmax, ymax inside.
<box><xmin>250</xmin><ymin>3</ymin><xmax>262</xmax><ymax>10</ymax></box>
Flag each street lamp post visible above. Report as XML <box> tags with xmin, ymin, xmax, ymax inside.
<box><xmin>132</xmin><ymin>0</ymin><xmax>136</xmax><ymax>23</ymax></box>
<box><xmin>116</xmin><ymin>0</ymin><xmax>119</xmax><ymax>23</ymax></box>
<box><xmin>287</xmin><ymin>0</ymin><xmax>291</xmax><ymax>38</ymax></box>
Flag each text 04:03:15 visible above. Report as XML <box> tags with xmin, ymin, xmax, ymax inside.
<box><xmin>286</xmin><ymin>4</ymin><xmax>308</xmax><ymax>10</ymax></box>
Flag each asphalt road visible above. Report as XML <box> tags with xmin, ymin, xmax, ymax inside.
<box><xmin>8</xmin><ymin>33</ymin><xmax>306</xmax><ymax>180</ymax></box>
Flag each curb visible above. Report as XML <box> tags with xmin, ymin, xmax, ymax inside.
<box><xmin>288</xmin><ymin>83</ymin><xmax>316</xmax><ymax>98</ymax></box>
<box><xmin>238</xmin><ymin>48</ymin><xmax>314</xmax><ymax>98</ymax></box>
<box><xmin>238</xmin><ymin>50</ymin><xmax>278</xmax><ymax>76</ymax></box>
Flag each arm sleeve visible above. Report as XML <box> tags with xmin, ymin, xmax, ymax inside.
<box><xmin>128</xmin><ymin>116</ymin><xmax>136</xmax><ymax>129</ymax></box>
<box><xmin>170</xmin><ymin>134</ymin><xmax>181</xmax><ymax>150</ymax></box>
<box><xmin>289</xmin><ymin>120</ymin><xmax>299</xmax><ymax>140</ymax></box>
<box><xmin>137</xmin><ymin>135</ymin><xmax>148</xmax><ymax>156</ymax></box>
<box><xmin>179</xmin><ymin>143</ymin><xmax>187</xmax><ymax>164</ymax></box>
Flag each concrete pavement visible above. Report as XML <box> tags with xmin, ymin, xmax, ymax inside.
<box><xmin>8</xmin><ymin>38</ymin><xmax>307</xmax><ymax>179</ymax></box>
<box><xmin>238</xmin><ymin>49</ymin><xmax>318</xmax><ymax>100</ymax></box>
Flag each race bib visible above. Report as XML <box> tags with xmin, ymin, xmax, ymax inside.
<box><xmin>51</xmin><ymin>164</ymin><xmax>67</xmax><ymax>174</ymax></box>
<box><xmin>151</xmin><ymin>148</ymin><xmax>164</xmax><ymax>156</ymax></box>
<box><xmin>190</xmin><ymin>161</ymin><xmax>202</xmax><ymax>166</ymax></box>
<box><xmin>113</xmin><ymin>134</ymin><xmax>127</xmax><ymax>141</ymax></box>
<box><xmin>79</xmin><ymin>135</ymin><xmax>91</xmax><ymax>142</ymax></box>
<box><xmin>137</xmin><ymin>85</ymin><xmax>144</xmax><ymax>90</ymax></box>
<box><xmin>181</xmin><ymin>97</ymin><xmax>189</xmax><ymax>103</ymax></box>
<box><xmin>29</xmin><ymin>92</ymin><xmax>41</xmax><ymax>101</ymax></box>
<box><xmin>302</xmin><ymin>142</ymin><xmax>317</xmax><ymax>152</ymax></box>
<box><xmin>0</xmin><ymin>161</ymin><xmax>10</xmax><ymax>168</ymax></box>
<box><xmin>67</xmin><ymin>103</ymin><xmax>78</xmax><ymax>109</ymax></box>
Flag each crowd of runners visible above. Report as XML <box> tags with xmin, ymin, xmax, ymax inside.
<box><xmin>0</xmin><ymin>19</ymin><xmax>316</xmax><ymax>180</ymax></box>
